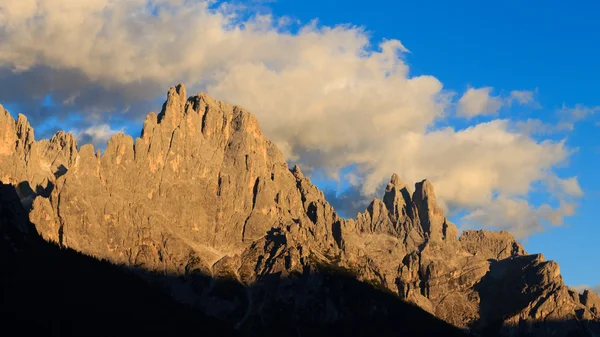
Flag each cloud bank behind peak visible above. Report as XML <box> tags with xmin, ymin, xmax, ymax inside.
<box><xmin>0</xmin><ymin>0</ymin><xmax>583</xmax><ymax>237</ymax></box>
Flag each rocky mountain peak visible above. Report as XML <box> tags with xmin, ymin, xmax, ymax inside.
<box><xmin>0</xmin><ymin>85</ymin><xmax>598</xmax><ymax>337</ymax></box>
<box><xmin>0</xmin><ymin>107</ymin><xmax>17</xmax><ymax>156</ymax></box>
<box><xmin>389</xmin><ymin>173</ymin><xmax>403</xmax><ymax>187</ymax></box>
<box><xmin>157</xmin><ymin>83</ymin><xmax>188</xmax><ymax>128</ymax></box>
<box><xmin>291</xmin><ymin>164</ymin><xmax>304</xmax><ymax>179</ymax></box>
<box><xmin>15</xmin><ymin>114</ymin><xmax>34</xmax><ymax>151</ymax></box>
<box><xmin>581</xmin><ymin>290</ymin><xmax>600</xmax><ymax>315</ymax></box>
<box><xmin>383</xmin><ymin>173</ymin><xmax>413</xmax><ymax>224</ymax></box>
<box><xmin>50</xmin><ymin>130</ymin><xmax>77</xmax><ymax>147</ymax></box>
<box><xmin>0</xmin><ymin>107</ymin><xmax>26</xmax><ymax>157</ymax></box>
<box><xmin>141</xmin><ymin>112</ymin><xmax>158</xmax><ymax>140</ymax></box>
<box><xmin>412</xmin><ymin>179</ymin><xmax>454</xmax><ymax>243</ymax></box>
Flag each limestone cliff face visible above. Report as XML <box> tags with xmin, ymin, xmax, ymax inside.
<box><xmin>0</xmin><ymin>86</ymin><xmax>598</xmax><ymax>336</ymax></box>
<box><xmin>2</xmin><ymin>86</ymin><xmax>342</xmax><ymax>275</ymax></box>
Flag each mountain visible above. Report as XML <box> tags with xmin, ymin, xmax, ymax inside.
<box><xmin>0</xmin><ymin>181</ymin><xmax>467</xmax><ymax>337</ymax></box>
<box><xmin>1</xmin><ymin>84</ymin><xmax>598</xmax><ymax>336</ymax></box>
<box><xmin>1</xmin><ymin>181</ymin><xmax>238</xmax><ymax>337</ymax></box>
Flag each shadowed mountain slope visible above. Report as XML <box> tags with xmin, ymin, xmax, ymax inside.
<box><xmin>1</xmin><ymin>181</ymin><xmax>469</xmax><ymax>337</ymax></box>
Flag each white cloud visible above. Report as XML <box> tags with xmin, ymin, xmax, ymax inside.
<box><xmin>462</xmin><ymin>196</ymin><xmax>576</xmax><ymax>237</ymax></box>
<box><xmin>513</xmin><ymin>104</ymin><xmax>600</xmax><ymax>136</ymax></box>
<box><xmin>70</xmin><ymin>124</ymin><xmax>123</xmax><ymax>149</ymax></box>
<box><xmin>549</xmin><ymin>176</ymin><xmax>584</xmax><ymax>198</ymax></box>
<box><xmin>457</xmin><ymin>87</ymin><xmax>504</xmax><ymax>118</ymax></box>
<box><xmin>0</xmin><ymin>0</ymin><xmax>582</xmax><ymax>236</ymax></box>
<box><xmin>456</xmin><ymin>88</ymin><xmax>537</xmax><ymax>119</ymax></box>
<box><xmin>512</xmin><ymin>119</ymin><xmax>564</xmax><ymax>136</ymax></box>
<box><xmin>509</xmin><ymin>90</ymin><xmax>536</xmax><ymax>105</ymax></box>
<box><xmin>558</xmin><ymin>104</ymin><xmax>600</xmax><ymax>126</ymax></box>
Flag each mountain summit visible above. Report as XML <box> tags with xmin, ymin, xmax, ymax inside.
<box><xmin>1</xmin><ymin>85</ymin><xmax>598</xmax><ymax>336</ymax></box>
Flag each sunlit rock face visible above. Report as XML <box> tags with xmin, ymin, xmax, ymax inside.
<box><xmin>1</xmin><ymin>85</ymin><xmax>598</xmax><ymax>336</ymax></box>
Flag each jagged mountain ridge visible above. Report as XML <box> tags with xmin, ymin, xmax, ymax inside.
<box><xmin>0</xmin><ymin>181</ymin><xmax>470</xmax><ymax>337</ymax></box>
<box><xmin>0</xmin><ymin>84</ymin><xmax>599</xmax><ymax>336</ymax></box>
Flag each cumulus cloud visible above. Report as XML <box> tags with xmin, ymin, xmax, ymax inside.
<box><xmin>0</xmin><ymin>0</ymin><xmax>583</xmax><ymax>236</ymax></box>
<box><xmin>70</xmin><ymin>124</ymin><xmax>124</xmax><ymax>149</ymax></box>
<box><xmin>513</xmin><ymin>118</ymin><xmax>571</xmax><ymax>136</ymax></box>
<box><xmin>456</xmin><ymin>88</ymin><xmax>537</xmax><ymax>119</ymax></box>
<box><xmin>462</xmin><ymin>197</ymin><xmax>576</xmax><ymax>237</ymax></box>
<box><xmin>457</xmin><ymin>87</ymin><xmax>504</xmax><ymax>118</ymax></box>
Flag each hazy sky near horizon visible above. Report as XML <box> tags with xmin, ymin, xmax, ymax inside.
<box><xmin>0</xmin><ymin>0</ymin><xmax>598</xmax><ymax>289</ymax></box>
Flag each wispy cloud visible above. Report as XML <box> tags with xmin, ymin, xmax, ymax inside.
<box><xmin>557</xmin><ymin>104</ymin><xmax>600</xmax><ymax>130</ymax></box>
<box><xmin>509</xmin><ymin>90</ymin><xmax>536</xmax><ymax>105</ymax></box>
<box><xmin>513</xmin><ymin>104</ymin><xmax>600</xmax><ymax>136</ymax></box>
<box><xmin>0</xmin><ymin>0</ymin><xmax>583</xmax><ymax>236</ymax></box>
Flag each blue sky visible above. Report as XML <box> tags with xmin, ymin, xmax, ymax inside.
<box><xmin>0</xmin><ymin>0</ymin><xmax>598</xmax><ymax>288</ymax></box>
<box><xmin>265</xmin><ymin>0</ymin><xmax>600</xmax><ymax>287</ymax></box>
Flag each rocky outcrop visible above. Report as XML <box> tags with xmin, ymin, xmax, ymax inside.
<box><xmin>0</xmin><ymin>86</ymin><xmax>598</xmax><ymax>336</ymax></box>
<box><xmin>460</xmin><ymin>230</ymin><xmax>527</xmax><ymax>261</ymax></box>
<box><xmin>0</xmin><ymin>108</ymin><xmax>76</xmax><ymax>203</ymax></box>
<box><xmin>581</xmin><ymin>290</ymin><xmax>600</xmax><ymax>316</ymax></box>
